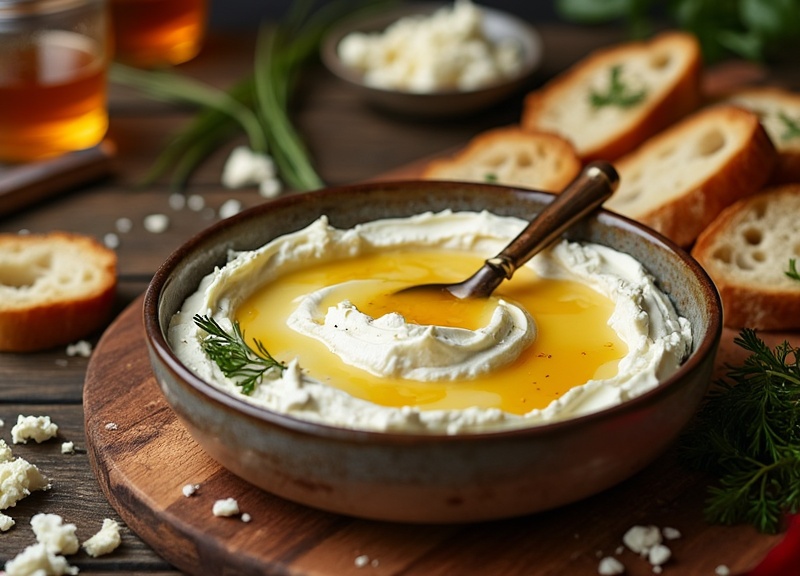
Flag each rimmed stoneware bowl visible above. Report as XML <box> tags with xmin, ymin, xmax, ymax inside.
<box><xmin>143</xmin><ymin>180</ymin><xmax>722</xmax><ymax>524</ymax></box>
<box><xmin>320</xmin><ymin>3</ymin><xmax>543</xmax><ymax>117</ymax></box>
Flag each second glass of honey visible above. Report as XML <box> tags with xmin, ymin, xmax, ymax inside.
<box><xmin>110</xmin><ymin>0</ymin><xmax>206</xmax><ymax>68</ymax></box>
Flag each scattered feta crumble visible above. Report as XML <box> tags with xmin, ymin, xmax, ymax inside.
<box><xmin>4</xmin><ymin>542</ymin><xmax>78</xmax><ymax>576</ymax></box>
<box><xmin>715</xmin><ymin>565</ymin><xmax>731</xmax><ymax>576</ymax></box>
<box><xmin>103</xmin><ymin>232</ymin><xmax>120</xmax><ymax>249</ymax></box>
<box><xmin>61</xmin><ymin>442</ymin><xmax>75</xmax><ymax>455</ymax></box>
<box><xmin>83</xmin><ymin>518</ymin><xmax>122</xmax><ymax>557</ymax></box>
<box><xmin>241</xmin><ymin>513</ymin><xmax>252</xmax><ymax>523</ymax></box>
<box><xmin>187</xmin><ymin>194</ymin><xmax>205</xmax><ymax>212</ymax></box>
<box><xmin>218</xmin><ymin>198</ymin><xmax>243</xmax><ymax>219</ymax></box>
<box><xmin>104</xmin><ymin>422</ymin><xmax>118</xmax><ymax>431</ymax></box>
<box><xmin>0</xmin><ymin>456</ymin><xmax>51</xmax><ymax>509</ymax></box>
<box><xmin>597</xmin><ymin>556</ymin><xmax>625</xmax><ymax>575</ymax></box>
<box><xmin>169</xmin><ymin>192</ymin><xmax>187</xmax><ymax>211</ymax></box>
<box><xmin>212</xmin><ymin>498</ymin><xmax>240</xmax><ymax>517</ymax></box>
<box><xmin>143</xmin><ymin>213</ymin><xmax>170</xmax><ymax>234</ymax></box>
<box><xmin>0</xmin><ymin>438</ymin><xmax>13</xmax><ymax>462</ymax></box>
<box><xmin>648</xmin><ymin>543</ymin><xmax>672</xmax><ymax>566</ymax></box>
<box><xmin>66</xmin><ymin>340</ymin><xmax>92</xmax><ymax>357</ymax></box>
<box><xmin>222</xmin><ymin>145</ymin><xmax>279</xmax><ymax>191</ymax></box>
<box><xmin>354</xmin><ymin>554</ymin><xmax>370</xmax><ymax>568</ymax></box>
<box><xmin>0</xmin><ymin>512</ymin><xmax>15</xmax><ymax>532</ymax></box>
<box><xmin>31</xmin><ymin>513</ymin><xmax>79</xmax><ymax>555</ymax></box>
<box><xmin>662</xmin><ymin>526</ymin><xmax>681</xmax><ymax>540</ymax></box>
<box><xmin>115</xmin><ymin>217</ymin><xmax>133</xmax><ymax>233</ymax></box>
<box><xmin>11</xmin><ymin>415</ymin><xmax>58</xmax><ymax>444</ymax></box>
<box><xmin>623</xmin><ymin>525</ymin><xmax>662</xmax><ymax>555</ymax></box>
<box><xmin>182</xmin><ymin>483</ymin><xmax>199</xmax><ymax>497</ymax></box>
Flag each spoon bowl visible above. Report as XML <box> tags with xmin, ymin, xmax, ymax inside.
<box><xmin>401</xmin><ymin>161</ymin><xmax>620</xmax><ymax>299</ymax></box>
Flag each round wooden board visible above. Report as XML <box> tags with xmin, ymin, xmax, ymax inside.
<box><xmin>84</xmin><ymin>296</ymin><xmax>783</xmax><ymax>576</ymax></box>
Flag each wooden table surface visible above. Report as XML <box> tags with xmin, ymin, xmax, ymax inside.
<box><xmin>0</xmin><ymin>23</ymin><xmax>797</xmax><ymax>575</ymax></box>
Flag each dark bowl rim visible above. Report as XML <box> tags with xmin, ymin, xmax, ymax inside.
<box><xmin>143</xmin><ymin>179</ymin><xmax>723</xmax><ymax>445</ymax></box>
<box><xmin>319</xmin><ymin>1</ymin><xmax>544</xmax><ymax>98</ymax></box>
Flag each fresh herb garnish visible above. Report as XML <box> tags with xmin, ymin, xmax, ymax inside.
<box><xmin>556</xmin><ymin>0</ymin><xmax>800</xmax><ymax>63</ymax></box>
<box><xmin>484</xmin><ymin>172</ymin><xmax>498</xmax><ymax>183</ymax></box>
<box><xmin>786</xmin><ymin>258</ymin><xmax>800</xmax><ymax>281</ymax></box>
<box><xmin>110</xmin><ymin>0</ymin><xmax>392</xmax><ymax>192</ymax></box>
<box><xmin>193</xmin><ymin>314</ymin><xmax>285</xmax><ymax>395</ymax></box>
<box><xmin>680</xmin><ymin>329</ymin><xmax>800</xmax><ymax>533</ymax></box>
<box><xmin>779</xmin><ymin>112</ymin><xmax>800</xmax><ymax>141</ymax></box>
<box><xmin>589</xmin><ymin>65</ymin><xmax>646</xmax><ymax>109</ymax></box>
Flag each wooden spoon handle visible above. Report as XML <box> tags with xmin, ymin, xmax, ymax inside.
<box><xmin>491</xmin><ymin>161</ymin><xmax>620</xmax><ymax>278</ymax></box>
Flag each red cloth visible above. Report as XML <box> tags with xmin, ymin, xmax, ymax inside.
<box><xmin>747</xmin><ymin>515</ymin><xmax>800</xmax><ymax>576</ymax></box>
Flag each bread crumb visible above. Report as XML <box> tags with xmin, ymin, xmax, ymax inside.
<box><xmin>212</xmin><ymin>498</ymin><xmax>240</xmax><ymax>517</ymax></box>
<box><xmin>66</xmin><ymin>340</ymin><xmax>92</xmax><ymax>357</ymax></box>
<box><xmin>61</xmin><ymin>441</ymin><xmax>75</xmax><ymax>454</ymax></box>
<box><xmin>82</xmin><ymin>518</ymin><xmax>121</xmax><ymax>557</ymax></box>
<box><xmin>597</xmin><ymin>556</ymin><xmax>625</xmax><ymax>575</ymax></box>
<box><xmin>11</xmin><ymin>415</ymin><xmax>58</xmax><ymax>444</ymax></box>
<box><xmin>143</xmin><ymin>213</ymin><xmax>170</xmax><ymax>234</ymax></box>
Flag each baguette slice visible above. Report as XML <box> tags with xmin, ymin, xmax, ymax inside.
<box><xmin>723</xmin><ymin>87</ymin><xmax>800</xmax><ymax>184</ymax></box>
<box><xmin>0</xmin><ymin>232</ymin><xmax>117</xmax><ymax>352</ymax></box>
<box><xmin>421</xmin><ymin>127</ymin><xmax>582</xmax><ymax>192</ymax></box>
<box><xmin>692</xmin><ymin>185</ymin><xmax>800</xmax><ymax>330</ymax></box>
<box><xmin>521</xmin><ymin>31</ymin><xmax>702</xmax><ymax>161</ymax></box>
<box><xmin>603</xmin><ymin>104</ymin><xmax>777</xmax><ymax>247</ymax></box>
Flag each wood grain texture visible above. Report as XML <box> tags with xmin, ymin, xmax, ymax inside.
<box><xmin>84</xmin><ymin>297</ymin><xmax>786</xmax><ymax>576</ymax></box>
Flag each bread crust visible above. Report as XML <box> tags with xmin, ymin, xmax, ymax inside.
<box><xmin>521</xmin><ymin>31</ymin><xmax>703</xmax><ymax>162</ymax></box>
<box><xmin>606</xmin><ymin>105</ymin><xmax>777</xmax><ymax>248</ymax></box>
<box><xmin>723</xmin><ymin>86</ymin><xmax>800</xmax><ymax>184</ymax></box>
<box><xmin>421</xmin><ymin>126</ymin><xmax>581</xmax><ymax>192</ymax></box>
<box><xmin>0</xmin><ymin>232</ymin><xmax>117</xmax><ymax>352</ymax></box>
<box><xmin>692</xmin><ymin>185</ymin><xmax>800</xmax><ymax>330</ymax></box>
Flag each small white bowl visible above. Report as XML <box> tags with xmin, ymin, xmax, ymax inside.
<box><xmin>320</xmin><ymin>3</ymin><xmax>543</xmax><ymax>117</ymax></box>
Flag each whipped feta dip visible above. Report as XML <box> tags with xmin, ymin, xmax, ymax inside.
<box><xmin>169</xmin><ymin>211</ymin><xmax>692</xmax><ymax>434</ymax></box>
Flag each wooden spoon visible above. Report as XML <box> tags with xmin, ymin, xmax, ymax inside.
<box><xmin>400</xmin><ymin>161</ymin><xmax>620</xmax><ymax>299</ymax></box>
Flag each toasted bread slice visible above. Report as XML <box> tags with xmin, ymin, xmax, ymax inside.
<box><xmin>603</xmin><ymin>105</ymin><xmax>777</xmax><ymax>247</ymax></box>
<box><xmin>0</xmin><ymin>232</ymin><xmax>117</xmax><ymax>352</ymax></box>
<box><xmin>723</xmin><ymin>87</ymin><xmax>800</xmax><ymax>184</ymax></box>
<box><xmin>421</xmin><ymin>127</ymin><xmax>582</xmax><ymax>192</ymax></box>
<box><xmin>521</xmin><ymin>31</ymin><xmax>702</xmax><ymax>161</ymax></box>
<box><xmin>692</xmin><ymin>185</ymin><xmax>800</xmax><ymax>330</ymax></box>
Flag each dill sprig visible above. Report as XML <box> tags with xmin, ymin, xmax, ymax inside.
<box><xmin>786</xmin><ymin>258</ymin><xmax>800</xmax><ymax>281</ymax></box>
<box><xmin>193</xmin><ymin>314</ymin><xmax>285</xmax><ymax>395</ymax></box>
<box><xmin>680</xmin><ymin>328</ymin><xmax>800</xmax><ymax>533</ymax></box>
<box><xmin>589</xmin><ymin>65</ymin><xmax>647</xmax><ymax>109</ymax></box>
<box><xmin>779</xmin><ymin>111</ymin><xmax>800</xmax><ymax>141</ymax></box>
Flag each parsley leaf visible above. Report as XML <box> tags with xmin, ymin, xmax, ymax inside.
<box><xmin>589</xmin><ymin>65</ymin><xmax>647</xmax><ymax>109</ymax></box>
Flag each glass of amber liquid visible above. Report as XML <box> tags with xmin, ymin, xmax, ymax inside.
<box><xmin>110</xmin><ymin>0</ymin><xmax>206</xmax><ymax>68</ymax></box>
<box><xmin>0</xmin><ymin>0</ymin><xmax>109</xmax><ymax>163</ymax></box>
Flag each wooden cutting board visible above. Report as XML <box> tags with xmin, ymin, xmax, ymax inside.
<box><xmin>84</xmin><ymin>295</ymin><xmax>788</xmax><ymax>576</ymax></box>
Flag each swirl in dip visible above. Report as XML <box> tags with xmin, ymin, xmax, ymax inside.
<box><xmin>169</xmin><ymin>211</ymin><xmax>692</xmax><ymax>434</ymax></box>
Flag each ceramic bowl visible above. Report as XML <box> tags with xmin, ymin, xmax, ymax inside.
<box><xmin>320</xmin><ymin>3</ymin><xmax>543</xmax><ymax>117</ymax></box>
<box><xmin>143</xmin><ymin>180</ymin><xmax>722</xmax><ymax>524</ymax></box>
